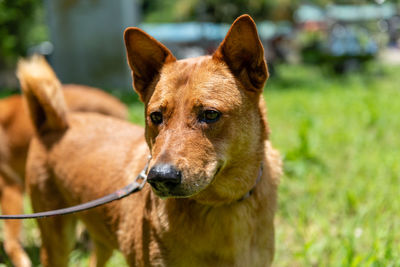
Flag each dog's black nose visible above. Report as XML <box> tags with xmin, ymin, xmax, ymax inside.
<box><xmin>147</xmin><ymin>164</ymin><xmax>181</xmax><ymax>191</ymax></box>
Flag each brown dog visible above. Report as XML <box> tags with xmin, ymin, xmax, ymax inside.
<box><xmin>21</xmin><ymin>15</ymin><xmax>281</xmax><ymax>267</ymax></box>
<box><xmin>0</xmin><ymin>56</ymin><xmax>128</xmax><ymax>267</ymax></box>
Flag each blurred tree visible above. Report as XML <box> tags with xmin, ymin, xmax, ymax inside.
<box><xmin>1</xmin><ymin>0</ymin><xmax>397</xmax><ymax>68</ymax></box>
<box><xmin>0</xmin><ymin>0</ymin><xmax>46</xmax><ymax>68</ymax></box>
<box><xmin>140</xmin><ymin>0</ymin><xmax>297</xmax><ymax>22</ymax></box>
<box><xmin>140</xmin><ymin>0</ymin><xmax>400</xmax><ymax>23</ymax></box>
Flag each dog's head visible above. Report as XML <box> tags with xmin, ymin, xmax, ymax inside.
<box><xmin>124</xmin><ymin>15</ymin><xmax>269</xmax><ymax>205</ymax></box>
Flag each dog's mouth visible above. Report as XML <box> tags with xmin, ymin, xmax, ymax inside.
<box><xmin>148</xmin><ymin>164</ymin><xmax>223</xmax><ymax>198</ymax></box>
<box><xmin>148</xmin><ymin>182</ymin><xmax>187</xmax><ymax>198</ymax></box>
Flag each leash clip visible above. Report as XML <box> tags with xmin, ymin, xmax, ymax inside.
<box><xmin>136</xmin><ymin>155</ymin><xmax>151</xmax><ymax>190</ymax></box>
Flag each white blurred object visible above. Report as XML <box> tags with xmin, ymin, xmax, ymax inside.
<box><xmin>27</xmin><ymin>41</ymin><xmax>54</xmax><ymax>56</ymax></box>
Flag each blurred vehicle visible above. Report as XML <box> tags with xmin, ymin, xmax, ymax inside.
<box><xmin>296</xmin><ymin>3</ymin><xmax>397</xmax><ymax>73</ymax></box>
<box><xmin>301</xmin><ymin>24</ymin><xmax>378</xmax><ymax>73</ymax></box>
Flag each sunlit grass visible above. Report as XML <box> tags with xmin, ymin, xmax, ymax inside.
<box><xmin>266</xmin><ymin>64</ymin><xmax>400</xmax><ymax>266</ymax></box>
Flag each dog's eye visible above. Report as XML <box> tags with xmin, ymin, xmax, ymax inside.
<box><xmin>199</xmin><ymin>110</ymin><xmax>221</xmax><ymax>124</ymax></box>
<box><xmin>150</xmin><ymin>112</ymin><xmax>163</xmax><ymax>125</ymax></box>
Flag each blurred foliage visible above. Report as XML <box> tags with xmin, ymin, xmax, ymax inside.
<box><xmin>0</xmin><ymin>0</ymin><xmax>47</xmax><ymax>68</ymax></box>
<box><xmin>140</xmin><ymin>0</ymin><xmax>294</xmax><ymax>22</ymax></box>
<box><xmin>139</xmin><ymin>0</ymin><xmax>396</xmax><ymax>23</ymax></box>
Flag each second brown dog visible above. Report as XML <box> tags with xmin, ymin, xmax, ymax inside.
<box><xmin>0</xmin><ymin>56</ymin><xmax>128</xmax><ymax>267</ymax></box>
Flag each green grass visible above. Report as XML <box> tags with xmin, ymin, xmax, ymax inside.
<box><xmin>267</xmin><ymin>64</ymin><xmax>400</xmax><ymax>266</ymax></box>
<box><xmin>1</xmin><ymin>63</ymin><xmax>399</xmax><ymax>266</ymax></box>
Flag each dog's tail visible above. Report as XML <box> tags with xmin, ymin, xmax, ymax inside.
<box><xmin>17</xmin><ymin>55</ymin><xmax>68</xmax><ymax>134</ymax></box>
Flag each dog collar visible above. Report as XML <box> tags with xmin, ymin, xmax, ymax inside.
<box><xmin>237</xmin><ymin>164</ymin><xmax>263</xmax><ymax>202</ymax></box>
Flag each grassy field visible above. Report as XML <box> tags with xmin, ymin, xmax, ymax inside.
<box><xmin>1</xmin><ymin>63</ymin><xmax>399</xmax><ymax>266</ymax></box>
<box><xmin>267</xmin><ymin>64</ymin><xmax>400</xmax><ymax>266</ymax></box>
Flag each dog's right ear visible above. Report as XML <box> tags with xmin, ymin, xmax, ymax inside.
<box><xmin>124</xmin><ymin>28</ymin><xmax>176</xmax><ymax>101</ymax></box>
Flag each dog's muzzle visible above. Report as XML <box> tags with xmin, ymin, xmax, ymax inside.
<box><xmin>147</xmin><ymin>164</ymin><xmax>182</xmax><ymax>195</ymax></box>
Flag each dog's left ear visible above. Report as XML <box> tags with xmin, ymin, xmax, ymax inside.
<box><xmin>213</xmin><ymin>15</ymin><xmax>268</xmax><ymax>92</ymax></box>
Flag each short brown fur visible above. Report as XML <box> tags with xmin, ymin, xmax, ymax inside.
<box><xmin>0</xmin><ymin>56</ymin><xmax>128</xmax><ymax>267</ymax></box>
<box><xmin>24</xmin><ymin>15</ymin><xmax>281</xmax><ymax>267</ymax></box>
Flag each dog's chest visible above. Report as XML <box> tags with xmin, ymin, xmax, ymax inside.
<box><xmin>147</xmin><ymin>200</ymin><xmax>273</xmax><ymax>267</ymax></box>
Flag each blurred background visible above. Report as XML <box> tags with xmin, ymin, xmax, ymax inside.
<box><xmin>1</xmin><ymin>0</ymin><xmax>400</xmax><ymax>89</ymax></box>
<box><xmin>1</xmin><ymin>0</ymin><xmax>400</xmax><ymax>266</ymax></box>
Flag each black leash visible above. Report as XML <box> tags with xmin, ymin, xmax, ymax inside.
<box><xmin>0</xmin><ymin>160</ymin><xmax>149</xmax><ymax>220</ymax></box>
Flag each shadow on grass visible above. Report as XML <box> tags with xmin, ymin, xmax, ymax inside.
<box><xmin>104</xmin><ymin>88</ymin><xmax>142</xmax><ymax>106</ymax></box>
<box><xmin>0</xmin><ymin>234</ymin><xmax>92</xmax><ymax>266</ymax></box>
<box><xmin>0</xmin><ymin>243</ymin><xmax>41</xmax><ymax>266</ymax></box>
<box><xmin>267</xmin><ymin>62</ymin><xmax>389</xmax><ymax>93</ymax></box>
<box><xmin>0</xmin><ymin>88</ymin><xmax>19</xmax><ymax>98</ymax></box>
